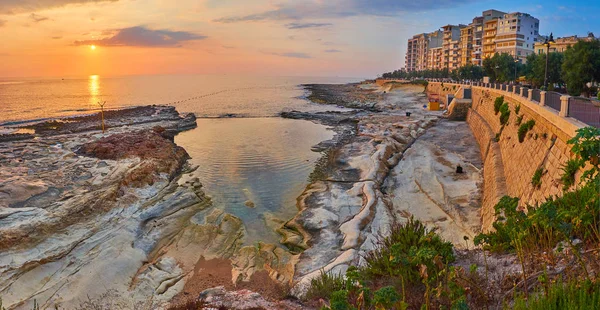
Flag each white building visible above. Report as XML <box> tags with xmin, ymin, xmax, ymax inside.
<box><xmin>494</xmin><ymin>12</ymin><xmax>540</xmax><ymax>62</ymax></box>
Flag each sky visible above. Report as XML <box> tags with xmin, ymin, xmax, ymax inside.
<box><xmin>0</xmin><ymin>0</ymin><xmax>598</xmax><ymax>78</ymax></box>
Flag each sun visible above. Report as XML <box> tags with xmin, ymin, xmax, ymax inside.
<box><xmin>90</xmin><ymin>45</ymin><xmax>96</xmax><ymax>50</ymax></box>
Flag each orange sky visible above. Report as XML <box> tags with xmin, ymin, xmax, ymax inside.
<box><xmin>1</xmin><ymin>0</ymin><xmax>594</xmax><ymax>78</ymax></box>
<box><xmin>0</xmin><ymin>0</ymin><xmax>402</xmax><ymax>78</ymax></box>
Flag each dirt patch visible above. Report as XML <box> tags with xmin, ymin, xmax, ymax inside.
<box><xmin>171</xmin><ymin>257</ymin><xmax>292</xmax><ymax>307</ymax></box>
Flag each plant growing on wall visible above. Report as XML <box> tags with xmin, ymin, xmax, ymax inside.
<box><xmin>515</xmin><ymin>115</ymin><xmax>524</xmax><ymax>126</ymax></box>
<box><xmin>494</xmin><ymin>96</ymin><xmax>504</xmax><ymax>115</ymax></box>
<box><xmin>515</xmin><ymin>104</ymin><xmax>521</xmax><ymax>115</ymax></box>
<box><xmin>518</xmin><ymin>120</ymin><xmax>535</xmax><ymax>143</ymax></box>
<box><xmin>499</xmin><ymin>102</ymin><xmax>510</xmax><ymax>125</ymax></box>
<box><xmin>531</xmin><ymin>168</ymin><xmax>544</xmax><ymax>188</ymax></box>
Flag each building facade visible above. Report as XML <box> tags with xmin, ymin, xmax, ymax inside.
<box><xmin>482</xmin><ymin>19</ymin><xmax>498</xmax><ymax>59</ymax></box>
<box><xmin>404</xmin><ymin>31</ymin><xmax>443</xmax><ymax>71</ymax></box>
<box><xmin>494</xmin><ymin>12</ymin><xmax>540</xmax><ymax>62</ymax></box>
<box><xmin>534</xmin><ymin>33</ymin><xmax>597</xmax><ymax>54</ymax></box>
<box><xmin>403</xmin><ymin>9</ymin><xmax>541</xmax><ymax>71</ymax></box>
<box><xmin>442</xmin><ymin>24</ymin><xmax>465</xmax><ymax>71</ymax></box>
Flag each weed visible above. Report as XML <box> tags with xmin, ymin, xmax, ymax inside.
<box><xmin>531</xmin><ymin>168</ymin><xmax>544</xmax><ymax>188</ymax></box>
<box><xmin>494</xmin><ymin>96</ymin><xmax>504</xmax><ymax>115</ymax></box>
<box><xmin>306</xmin><ymin>270</ymin><xmax>346</xmax><ymax>301</ymax></box>
<box><xmin>499</xmin><ymin>102</ymin><xmax>510</xmax><ymax>125</ymax></box>
<box><xmin>511</xmin><ymin>279</ymin><xmax>600</xmax><ymax>310</ymax></box>
<box><xmin>515</xmin><ymin>115</ymin><xmax>524</xmax><ymax>126</ymax></box>
<box><xmin>518</xmin><ymin>120</ymin><xmax>535</xmax><ymax>143</ymax></box>
<box><xmin>560</xmin><ymin>159</ymin><xmax>580</xmax><ymax>190</ymax></box>
<box><xmin>515</xmin><ymin>104</ymin><xmax>521</xmax><ymax>115</ymax></box>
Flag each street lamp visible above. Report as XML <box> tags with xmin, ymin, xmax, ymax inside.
<box><xmin>543</xmin><ymin>33</ymin><xmax>555</xmax><ymax>90</ymax></box>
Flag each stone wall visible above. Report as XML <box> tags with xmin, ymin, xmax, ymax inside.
<box><xmin>426</xmin><ymin>82</ymin><xmax>461</xmax><ymax>105</ymax></box>
<box><xmin>428</xmin><ymin>82</ymin><xmax>587</xmax><ymax>231</ymax></box>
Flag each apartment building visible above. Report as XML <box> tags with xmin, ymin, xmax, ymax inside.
<box><xmin>495</xmin><ymin>12</ymin><xmax>540</xmax><ymax>62</ymax></box>
<box><xmin>470</xmin><ymin>10</ymin><xmax>506</xmax><ymax>65</ymax></box>
<box><xmin>482</xmin><ymin>19</ymin><xmax>498</xmax><ymax>59</ymax></box>
<box><xmin>442</xmin><ymin>24</ymin><xmax>465</xmax><ymax>70</ymax></box>
<box><xmin>403</xmin><ymin>9</ymin><xmax>540</xmax><ymax>71</ymax></box>
<box><xmin>404</xmin><ymin>31</ymin><xmax>443</xmax><ymax>71</ymax></box>
<box><xmin>534</xmin><ymin>33</ymin><xmax>597</xmax><ymax>54</ymax></box>
<box><xmin>427</xmin><ymin>47</ymin><xmax>444</xmax><ymax>70</ymax></box>
<box><xmin>460</xmin><ymin>26</ymin><xmax>474</xmax><ymax>66</ymax></box>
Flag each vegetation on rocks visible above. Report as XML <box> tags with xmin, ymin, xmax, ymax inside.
<box><xmin>310</xmin><ymin>127</ymin><xmax>600</xmax><ymax>310</ymax></box>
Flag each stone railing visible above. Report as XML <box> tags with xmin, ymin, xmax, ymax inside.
<box><xmin>436</xmin><ymin>80</ymin><xmax>600</xmax><ymax>130</ymax></box>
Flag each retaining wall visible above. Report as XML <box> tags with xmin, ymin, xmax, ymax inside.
<box><xmin>427</xmin><ymin>82</ymin><xmax>587</xmax><ymax>231</ymax></box>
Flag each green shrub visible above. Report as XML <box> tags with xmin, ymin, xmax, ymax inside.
<box><xmin>362</xmin><ymin>217</ymin><xmax>454</xmax><ymax>284</ymax></box>
<box><xmin>511</xmin><ymin>279</ymin><xmax>600</xmax><ymax>310</ymax></box>
<box><xmin>560</xmin><ymin>159</ymin><xmax>580</xmax><ymax>190</ymax></box>
<box><xmin>499</xmin><ymin>102</ymin><xmax>510</xmax><ymax>125</ymax></box>
<box><xmin>531</xmin><ymin>168</ymin><xmax>543</xmax><ymax>188</ymax></box>
<box><xmin>329</xmin><ymin>290</ymin><xmax>352</xmax><ymax>310</ymax></box>
<box><xmin>518</xmin><ymin>120</ymin><xmax>535</xmax><ymax>143</ymax></box>
<box><xmin>515</xmin><ymin>104</ymin><xmax>521</xmax><ymax>115</ymax></box>
<box><xmin>306</xmin><ymin>271</ymin><xmax>346</xmax><ymax>301</ymax></box>
<box><xmin>373</xmin><ymin>286</ymin><xmax>405</xmax><ymax>309</ymax></box>
<box><xmin>494</xmin><ymin>96</ymin><xmax>504</xmax><ymax>115</ymax></box>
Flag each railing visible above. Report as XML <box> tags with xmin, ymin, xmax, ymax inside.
<box><xmin>545</xmin><ymin>92</ymin><xmax>562</xmax><ymax>111</ymax></box>
<box><xmin>568</xmin><ymin>97</ymin><xmax>600</xmax><ymax>128</ymax></box>
<box><xmin>424</xmin><ymin>78</ymin><xmax>600</xmax><ymax>128</ymax></box>
<box><xmin>531</xmin><ymin>89</ymin><xmax>541</xmax><ymax>103</ymax></box>
<box><xmin>514</xmin><ymin>86</ymin><xmax>521</xmax><ymax>94</ymax></box>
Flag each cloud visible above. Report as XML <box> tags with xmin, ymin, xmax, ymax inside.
<box><xmin>73</xmin><ymin>26</ymin><xmax>207</xmax><ymax>47</ymax></box>
<box><xmin>325</xmin><ymin>49</ymin><xmax>342</xmax><ymax>53</ymax></box>
<box><xmin>0</xmin><ymin>20</ymin><xmax>5</xmax><ymax>27</ymax></box>
<box><xmin>214</xmin><ymin>0</ymin><xmax>474</xmax><ymax>23</ymax></box>
<box><xmin>0</xmin><ymin>0</ymin><xmax>118</xmax><ymax>14</ymax></box>
<box><xmin>52</xmin><ymin>36</ymin><xmax>62</xmax><ymax>39</ymax></box>
<box><xmin>263</xmin><ymin>51</ymin><xmax>312</xmax><ymax>59</ymax></box>
<box><xmin>30</xmin><ymin>13</ymin><xmax>49</xmax><ymax>22</ymax></box>
<box><xmin>285</xmin><ymin>22</ymin><xmax>332</xmax><ymax>29</ymax></box>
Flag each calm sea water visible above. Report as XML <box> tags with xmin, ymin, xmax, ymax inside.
<box><xmin>0</xmin><ymin>74</ymin><xmax>358</xmax><ymax>124</ymax></box>
<box><xmin>1</xmin><ymin>74</ymin><xmax>360</xmax><ymax>246</ymax></box>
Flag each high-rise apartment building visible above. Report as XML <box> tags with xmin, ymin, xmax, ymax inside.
<box><xmin>403</xmin><ymin>9</ymin><xmax>539</xmax><ymax>71</ymax></box>
<box><xmin>404</xmin><ymin>31</ymin><xmax>443</xmax><ymax>71</ymax></box>
<box><xmin>482</xmin><ymin>19</ymin><xmax>498</xmax><ymax>59</ymax></box>
<box><xmin>442</xmin><ymin>24</ymin><xmax>465</xmax><ymax>71</ymax></box>
<box><xmin>460</xmin><ymin>25</ymin><xmax>474</xmax><ymax>66</ymax></box>
<box><xmin>495</xmin><ymin>12</ymin><xmax>540</xmax><ymax>62</ymax></box>
<box><xmin>470</xmin><ymin>10</ymin><xmax>506</xmax><ymax>65</ymax></box>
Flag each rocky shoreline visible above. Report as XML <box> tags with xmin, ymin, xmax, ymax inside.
<box><xmin>279</xmin><ymin>83</ymin><xmax>484</xmax><ymax>298</ymax></box>
<box><xmin>1</xmin><ymin>82</ymin><xmax>486</xmax><ymax>309</ymax></box>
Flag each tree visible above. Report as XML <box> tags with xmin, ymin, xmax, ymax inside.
<box><xmin>562</xmin><ymin>40</ymin><xmax>600</xmax><ymax>97</ymax></box>
<box><xmin>525</xmin><ymin>52</ymin><xmax>564</xmax><ymax>89</ymax></box>
<box><xmin>483</xmin><ymin>53</ymin><xmax>517</xmax><ymax>83</ymax></box>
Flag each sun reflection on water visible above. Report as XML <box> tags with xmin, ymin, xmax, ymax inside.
<box><xmin>89</xmin><ymin>75</ymin><xmax>100</xmax><ymax>106</ymax></box>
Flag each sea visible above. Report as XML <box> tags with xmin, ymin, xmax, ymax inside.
<box><xmin>0</xmin><ymin>74</ymin><xmax>362</xmax><ymax>245</ymax></box>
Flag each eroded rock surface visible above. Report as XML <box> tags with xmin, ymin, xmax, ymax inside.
<box><xmin>0</xmin><ymin>107</ymin><xmax>214</xmax><ymax>309</ymax></box>
<box><xmin>283</xmin><ymin>84</ymin><xmax>483</xmax><ymax>297</ymax></box>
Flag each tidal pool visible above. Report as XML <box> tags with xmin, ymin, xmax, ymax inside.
<box><xmin>175</xmin><ymin>117</ymin><xmax>334</xmax><ymax>245</ymax></box>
